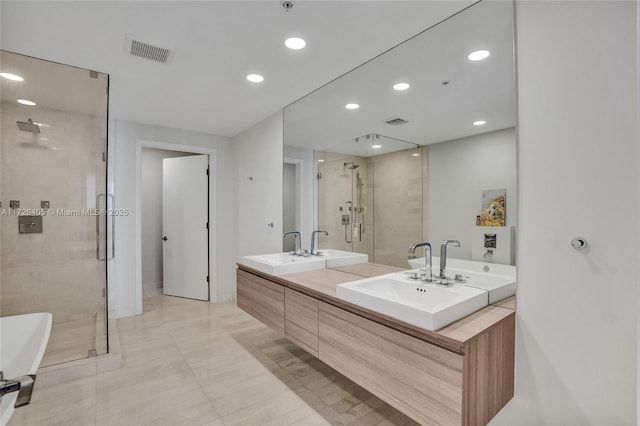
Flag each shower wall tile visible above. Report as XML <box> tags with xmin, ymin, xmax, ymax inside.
<box><xmin>316</xmin><ymin>148</ymin><xmax>424</xmax><ymax>268</ymax></box>
<box><xmin>1</xmin><ymin>101</ymin><xmax>106</xmax><ymax>324</ymax></box>
<box><xmin>372</xmin><ymin>149</ymin><xmax>424</xmax><ymax>268</ymax></box>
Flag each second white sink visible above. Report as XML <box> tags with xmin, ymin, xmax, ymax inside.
<box><xmin>336</xmin><ymin>273</ymin><xmax>488</xmax><ymax>330</ymax></box>
<box><xmin>240</xmin><ymin>253</ymin><xmax>326</xmax><ymax>275</ymax></box>
<box><xmin>314</xmin><ymin>249</ymin><xmax>368</xmax><ymax>267</ymax></box>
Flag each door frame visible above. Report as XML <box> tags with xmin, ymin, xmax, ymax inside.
<box><xmin>135</xmin><ymin>139</ymin><xmax>217</xmax><ymax>314</ymax></box>
<box><xmin>282</xmin><ymin>157</ymin><xmax>303</xmax><ymax>250</ymax></box>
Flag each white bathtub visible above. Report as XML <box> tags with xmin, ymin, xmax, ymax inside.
<box><xmin>1</xmin><ymin>312</ymin><xmax>52</xmax><ymax>426</ymax></box>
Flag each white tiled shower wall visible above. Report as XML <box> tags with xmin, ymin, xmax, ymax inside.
<box><xmin>0</xmin><ymin>102</ymin><xmax>106</xmax><ymax>323</ymax></box>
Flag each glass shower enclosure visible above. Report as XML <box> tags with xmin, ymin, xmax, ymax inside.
<box><xmin>0</xmin><ymin>50</ymin><xmax>110</xmax><ymax>366</ymax></box>
<box><xmin>315</xmin><ymin>134</ymin><xmax>425</xmax><ymax>268</ymax></box>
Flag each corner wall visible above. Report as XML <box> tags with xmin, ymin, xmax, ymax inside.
<box><xmin>232</xmin><ymin>111</ymin><xmax>284</xmax><ymax>259</ymax></box>
<box><xmin>491</xmin><ymin>1</ymin><xmax>638</xmax><ymax>424</ymax></box>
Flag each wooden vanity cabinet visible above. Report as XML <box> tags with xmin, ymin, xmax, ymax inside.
<box><xmin>237</xmin><ymin>269</ymin><xmax>284</xmax><ymax>334</ymax></box>
<box><xmin>319</xmin><ymin>301</ymin><xmax>463</xmax><ymax>424</ymax></box>
<box><xmin>284</xmin><ymin>288</ymin><xmax>319</xmax><ymax>357</ymax></box>
<box><xmin>236</xmin><ymin>266</ymin><xmax>515</xmax><ymax>426</ymax></box>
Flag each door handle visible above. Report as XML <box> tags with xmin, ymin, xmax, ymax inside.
<box><xmin>106</xmin><ymin>194</ymin><xmax>115</xmax><ymax>260</ymax></box>
<box><xmin>96</xmin><ymin>194</ymin><xmax>105</xmax><ymax>261</ymax></box>
<box><xmin>96</xmin><ymin>193</ymin><xmax>116</xmax><ymax>261</ymax></box>
<box><xmin>162</xmin><ymin>236</ymin><xmax>168</xmax><ymax>241</ymax></box>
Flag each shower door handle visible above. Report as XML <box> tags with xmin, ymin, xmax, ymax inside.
<box><xmin>96</xmin><ymin>194</ymin><xmax>106</xmax><ymax>261</ymax></box>
<box><xmin>96</xmin><ymin>194</ymin><xmax>115</xmax><ymax>261</ymax></box>
<box><xmin>106</xmin><ymin>194</ymin><xmax>115</xmax><ymax>260</ymax></box>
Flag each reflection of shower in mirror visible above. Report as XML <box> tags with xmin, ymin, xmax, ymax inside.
<box><xmin>343</xmin><ymin>161</ymin><xmax>359</xmax><ymax>171</ymax></box>
<box><xmin>17</xmin><ymin>118</ymin><xmax>41</xmax><ymax>133</ymax></box>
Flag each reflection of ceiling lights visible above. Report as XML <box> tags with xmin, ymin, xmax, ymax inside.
<box><xmin>246</xmin><ymin>74</ymin><xmax>264</xmax><ymax>83</ymax></box>
<box><xmin>317</xmin><ymin>159</ymin><xmax>324</xmax><ymax>162</ymax></box>
<box><xmin>473</xmin><ymin>120</ymin><xmax>487</xmax><ymax>126</ymax></box>
<box><xmin>372</xmin><ymin>144</ymin><xmax>382</xmax><ymax>149</ymax></box>
<box><xmin>285</xmin><ymin>37</ymin><xmax>306</xmax><ymax>50</ymax></box>
<box><xmin>468</xmin><ymin>50</ymin><xmax>490</xmax><ymax>61</ymax></box>
<box><xmin>345</xmin><ymin>103</ymin><xmax>359</xmax><ymax>110</ymax></box>
<box><xmin>17</xmin><ymin>99</ymin><xmax>36</xmax><ymax>106</ymax></box>
<box><xmin>0</xmin><ymin>72</ymin><xmax>24</xmax><ymax>81</ymax></box>
<box><xmin>412</xmin><ymin>153</ymin><xmax>420</xmax><ymax>157</ymax></box>
<box><xmin>393</xmin><ymin>82</ymin><xmax>410</xmax><ymax>91</ymax></box>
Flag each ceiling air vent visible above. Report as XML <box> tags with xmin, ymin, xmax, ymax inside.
<box><xmin>385</xmin><ymin>117</ymin><xmax>409</xmax><ymax>126</ymax></box>
<box><xmin>124</xmin><ymin>34</ymin><xmax>174</xmax><ymax>64</ymax></box>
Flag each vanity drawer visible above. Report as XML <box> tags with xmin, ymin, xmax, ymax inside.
<box><xmin>285</xmin><ymin>288</ymin><xmax>319</xmax><ymax>356</ymax></box>
<box><xmin>237</xmin><ymin>269</ymin><xmax>285</xmax><ymax>334</ymax></box>
<box><xmin>318</xmin><ymin>301</ymin><xmax>463</xmax><ymax>425</ymax></box>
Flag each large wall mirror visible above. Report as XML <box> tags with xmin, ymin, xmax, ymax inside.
<box><xmin>283</xmin><ymin>0</ymin><xmax>516</xmax><ymax>271</ymax></box>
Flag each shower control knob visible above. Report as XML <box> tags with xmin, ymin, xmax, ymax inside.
<box><xmin>162</xmin><ymin>236</ymin><xmax>168</xmax><ymax>241</ymax></box>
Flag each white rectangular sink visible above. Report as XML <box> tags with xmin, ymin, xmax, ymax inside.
<box><xmin>408</xmin><ymin>256</ymin><xmax>516</xmax><ymax>277</ymax></box>
<box><xmin>407</xmin><ymin>257</ymin><xmax>516</xmax><ymax>304</ymax></box>
<box><xmin>314</xmin><ymin>249</ymin><xmax>368</xmax><ymax>267</ymax></box>
<box><xmin>336</xmin><ymin>273</ymin><xmax>488</xmax><ymax>330</ymax></box>
<box><xmin>445</xmin><ymin>268</ymin><xmax>516</xmax><ymax>304</ymax></box>
<box><xmin>240</xmin><ymin>253</ymin><xmax>326</xmax><ymax>276</ymax></box>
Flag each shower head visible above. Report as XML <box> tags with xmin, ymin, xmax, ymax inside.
<box><xmin>343</xmin><ymin>162</ymin><xmax>359</xmax><ymax>170</ymax></box>
<box><xmin>17</xmin><ymin>119</ymin><xmax>41</xmax><ymax>133</ymax></box>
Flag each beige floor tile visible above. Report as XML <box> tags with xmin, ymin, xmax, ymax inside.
<box><xmin>10</xmin><ymin>375</ymin><xmax>97</xmax><ymax>425</ymax></box>
<box><xmin>13</xmin><ymin>295</ymin><xmax>417</xmax><ymax>426</ymax></box>
<box><xmin>41</xmin><ymin>317</ymin><xmax>97</xmax><ymax>367</ymax></box>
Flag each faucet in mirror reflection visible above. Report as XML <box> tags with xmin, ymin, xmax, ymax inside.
<box><xmin>409</xmin><ymin>242</ymin><xmax>433</xmax><ymax>281</ymax></box>
<box><xmin>310</xmin><ymin>230</ymin><xmax>329</xmax><ymax>255</ymax></box>
<box><xmin>282</xmin><ymin>231</ymin><xmax>303</xmax><ymax>256</ymax></box>
<box><xmin>439</xmin><ymin>240</ymin><xmax>461</xmax><ymax>279</ymax></box>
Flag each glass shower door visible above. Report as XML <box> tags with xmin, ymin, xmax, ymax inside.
<box><xmin>316</xmin><ymin>150</ymin><xmax>371</xmax><ymax>257</ymax></box>
<box><xmin>0</xmin><ymin>50</ymin><xmax>109</xmax><ymax>366</ymax></box>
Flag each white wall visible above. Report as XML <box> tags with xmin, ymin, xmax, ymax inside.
<box><xmin>284</xmin><ymin>145</ymin><xmax>315</xmax><ymax>250</ymax></box>
<box><xmin>140</xmin><ymin>148</ymin><xmax>193</xmax><ymax>297</ymax></box>
<box><xmin>491</xmin><ymin>1</ymin><xmax>638</xmax><ymax>424</ymax></box>
<box><xmin>233</xmin><ymin>111</ymin><xmax>283</xmax><ymax>261</ymax></box>
<box><xmin>111</xmin><ymin>120</ymin><xmax>234</xmax><ymax>318</ymax></box>
<box><xmin>428</xmin><ymin>128</ymin><xmax>517</xmax><ymax>260</ymax></box>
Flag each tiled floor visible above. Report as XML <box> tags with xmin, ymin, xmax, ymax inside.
<box><xmin>41</xmin><ymin>317</ymin><xmax>97</xmax><ymax>367</ymax></box>
<box><xmin>11</xmin><ymin>295</ymin><xmax>418</xmax><ymax>426</ymax></box>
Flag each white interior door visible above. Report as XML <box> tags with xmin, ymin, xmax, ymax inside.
<box><xmin>162</xmin><ymin>155</ymin><xmax>209</xmax><ymax>300</ymax></box>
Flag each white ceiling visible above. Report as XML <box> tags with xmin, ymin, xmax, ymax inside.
<box><xmin>0</xmin><ymin>0</ymin><xmax>477</xmax><ymax>138</ymax></box>
<box><xmin>284</xmin><ymin>0</ymin><xmax>516</xmax><ymax>153</ymax></box>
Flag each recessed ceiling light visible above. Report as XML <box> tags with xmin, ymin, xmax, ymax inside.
<box><xmin>412</xmin><ymin>153</ymin><xmax>420</xmax><ymax>157</ymax></box>
<box><xmin>0</xmin><ymin>72</ymin><xmax>24</xmax><ymax>81</ymax></box>
<box><xmin>372</xmin><ymin>145</ymin><xmax>382</xmax><ymax>149</ymax></box>
<box><xmin>345</xmin><ymin>103</ymin><xmax>359</xmax><ymax>110</ymax></box>
<box><xmin>246</xmin><ymin>74</ymin><xmax>264</xmax><ymax>83</ymax></box>
<box><xmin>473</xmin><ymin>120</ymin><xmax>487</xmax><ymax>126</ymax></box>
<box><xmin>317</xmin><ymin>159</ymin><xmax>324</xmax><ymax>163</ymax></box>
<box><xmin>468</xmin><ymin>50</ymin><xmax>490</xmax><ymax>61</ymax></box>
<box><xmin>17</xmin><ymin>99</ymin><xmax>36</xmax><ymax>106</ymax></box>
<box><xmin>285</xmin><ymin>37</ymin><xmax>306</xmax><ymax>50</ymax></box>
<box><xmin>393</xmin><ymin>82</ymin><xmax>410</xmax><ymax>91</ymax></box>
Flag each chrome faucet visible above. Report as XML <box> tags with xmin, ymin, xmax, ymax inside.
<box><xmin>310</xmin><ymin>230</ymin><xmax>328</xmax><ymax>255</ymax></box>
<box><xmin>0</xmin><ymin>371</ymin><xmax>36</xmax><ymax>408</ymax></box>
<box><xmin>439</xmin><ymin>240</ymin><xmax>461</xmax><ymax>278</ymax></box>
<box><xmin>409</xmin><ymin>242</ymin><xmax>432</xmax><ymax>281</ymax></box>
<box><xmin>283</xmin><ymin>231</ymin><xmax>302</xmax><ymax>255</ymax></box>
